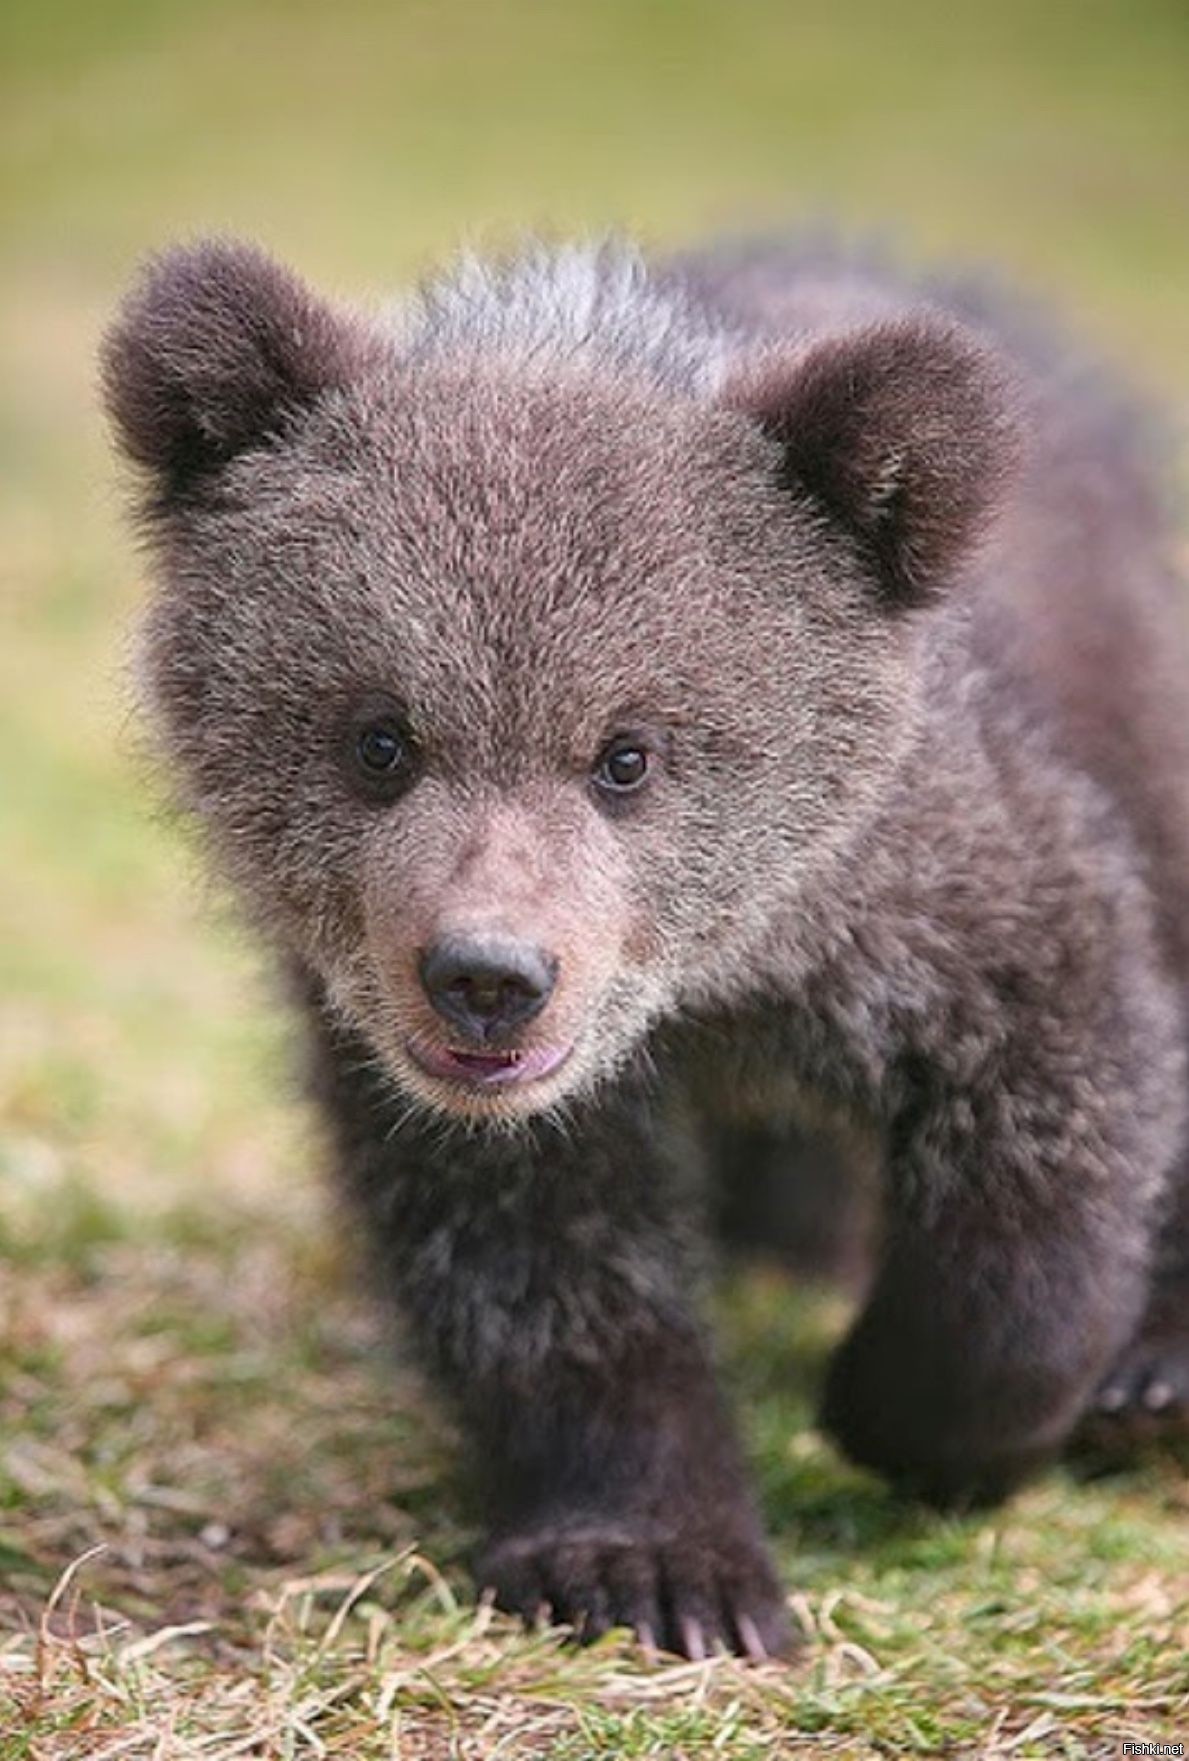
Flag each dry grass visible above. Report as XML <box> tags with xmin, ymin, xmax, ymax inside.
<box><xmin>1</xmin><ymin>1170</ymin><xmax>1187</xmax><ymax>1757</ymax></box>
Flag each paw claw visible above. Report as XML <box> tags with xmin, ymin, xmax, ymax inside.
<box><xmin>1077</xmin><ymin>1324</ymin><xmax>1189</xmax><ymax>1449</ymax></box>
<box><xmin>734</xmin><ymin>1611</ymin><xmax>769</xmax><ymax>1662</ymax></box>
<box><xmin>679</xmin><ymin>1615</ymin><xmax>707</xmax><ymax>1661</ymax></box>
<box><xmin>479</xmin><ymin>1522</ymin><xmax>787</xmax><ymax>1661</ymax></box>
<box><xmin>1142</xmin><ymin>1377</ymin><xmax>1175</xmax><ymax>1412</ymax></box>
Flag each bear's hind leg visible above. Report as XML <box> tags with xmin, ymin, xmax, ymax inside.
<box><xmin>712</xmin><ymin>1120</ymin><xmax>877</xmax><ymax>1289</ymax></box>
<box><xmin>1084</xmin><ymin>1156</ymin><xmax>1189</xmax><ymax>1444</ymax></box>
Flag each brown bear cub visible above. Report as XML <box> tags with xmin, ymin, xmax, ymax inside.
<box><xmin>103</xmin><ymin>234</ymin><xmax>1189</xmax><ymax>1660</ymax></box>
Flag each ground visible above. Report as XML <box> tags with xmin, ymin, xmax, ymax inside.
<box><xmin>3</xmin><ymin>0</ymin><xmax>1189</xmax><ymax>1754</ymax></box>
<box><xmin>2</xmin><ymin>1173</ymin><xmax>1188</xmax><ymax>1755</ymax></box>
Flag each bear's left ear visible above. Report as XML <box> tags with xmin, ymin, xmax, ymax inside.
<box><xmin>726</xmin><ymin>317</ymin><xmax>1021</xmax><ymax>610</ymax></box>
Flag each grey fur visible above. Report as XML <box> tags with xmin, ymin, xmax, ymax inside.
<box><xmin>396</xmin><ymin>239</ymin><xmax>732</xmax><ymax>392</ymax></box>
<box><xmin>101</xmin><ymin>231</ymin><xmax>1189</xmax><ymax>1660</ymax></box>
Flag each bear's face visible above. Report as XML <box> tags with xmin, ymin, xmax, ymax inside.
<box><xmin>105</xmin><ymin>243</ymin><xmax>1016</xmax><ymax>1123</ymax></box>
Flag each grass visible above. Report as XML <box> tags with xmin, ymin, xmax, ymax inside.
<box><xmin>2</xmin><ymin>1184</ymin><xmax>1188</xmax><ymax>1755</ymax></box>
<box><xmin>2</xmin><ymin>0</ymin><xmax>1189</xmax><ymax>1753</ymax></box>
<box><xmin>3</xmin><ymin>1176</ymin><xmax>1188</xmax><ymax>1758</ymax></box>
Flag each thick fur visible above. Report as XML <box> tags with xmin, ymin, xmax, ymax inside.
<box><xmin>102</xmin><ymin>233</ymin><xmax>1189</xmax><ymax>1659</ymax></box>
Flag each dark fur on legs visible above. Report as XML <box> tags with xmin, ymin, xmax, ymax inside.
<box><xmin>713</xmin><ymin>1120</ymin><xmax>877</xmax><ymax>1290</ymax></box>
<box><xmin>308</xmin><ymin>1000</ymin><xmax>791</xmax><ymax>1657</ymax></box>
<box><xmin>1082</xmin><ymin>1155</ymin><xmax>1189</xmax><ymax>1448</ymax></box>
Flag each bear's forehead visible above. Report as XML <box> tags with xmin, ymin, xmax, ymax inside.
<box><xmin>206</xmin><ymin>366</ymin><xmax>787</xmax><ymax>758</ymax></box>
<box><xmin>348</xmin><ymin>365</ymin><xmax>721</xmax><ymax>577</ymax></box>
<box><xmin>306</xmin><ymin>369</ymin><xmax>760</xmax><ymax>675</ymax></box>
<box><xmin>335</xmin><ymin>512</ymin><xmax>733</xmax><ymax>759</ymax></box>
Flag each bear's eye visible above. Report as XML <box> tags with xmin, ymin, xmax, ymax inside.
<box><xmin>593</xmin><ymin>736</ymin><xmax>651</xmax><ymax>796</ymax></box>
<box><xmin>343</xmin><ymin>696</ymin><xmax>419</xmax><ymax>801</ymax></box>
<box><xmin>357</xmin><ymin>723</ymin><xmax>409</xmax><ymax>775</ymax></box>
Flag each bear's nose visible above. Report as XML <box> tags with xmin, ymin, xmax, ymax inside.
<box><xmin>419</xmin><ymin>935</ymin><xmax>558</xmax><ymax>1042</ymax></box>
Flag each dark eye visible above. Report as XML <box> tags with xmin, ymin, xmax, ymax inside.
<box><xmin>344</xmin><ymin>696</ymin><xmax>419</xmax><ymax>800</ymax></box>
<box><xmin>593</xmin><ymin>736</ymin><xmax>651</xmax><ymax>796</ymax></box>
<box><xmin>357</xmin><ymin>723</ymin><xmax>409</xmax><ymax>775</ymax></box>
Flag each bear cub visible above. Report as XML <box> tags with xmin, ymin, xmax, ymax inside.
<box><xmin>103</xmin><ymin>234</ymin><xmax>1189</xmax><ymax>1659</ymax></box>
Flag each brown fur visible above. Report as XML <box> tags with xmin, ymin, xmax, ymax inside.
<box><xmin>102</xmin><ymin>233</ymin><xmax>1189</xmax><ymax>1658</ymax></box>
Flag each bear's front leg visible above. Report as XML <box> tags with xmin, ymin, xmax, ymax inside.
<box><xmin>821</xmin><ymin>1031</ymin><xmax>1173</xmax><ymax>1507</ymax></box>
<box><xmin>472</xmin><ymin>1339</ymin><xmax>788</xmax><ymax>1660</ymax></box>
<box><xmin>333</xmin><ymin>1066</ymin><xmax>790</xmax><ymax>1659</ymax></box>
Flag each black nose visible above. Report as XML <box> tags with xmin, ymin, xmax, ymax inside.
<box><xmin>419</xmin><ymin>935</ymin><xmax>558</xmax><ymax>1041</ymax></box>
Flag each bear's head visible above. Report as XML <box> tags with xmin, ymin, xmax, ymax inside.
<box><xmin>103</xmin><ymin>240</ymin><xmax>1016</xmax><ymax>1124</ymax></box>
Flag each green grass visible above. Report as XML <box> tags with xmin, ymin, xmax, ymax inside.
<box><xmin>3</xmin><ymin>0</ymin><xmax>1189</xmax><ymax>1753</ymax></box>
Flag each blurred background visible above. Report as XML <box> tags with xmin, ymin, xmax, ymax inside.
<box><xmin>2</xmin><ymin>0</ymin><xmax>1188</xmax><ymax>1254</ymax></box>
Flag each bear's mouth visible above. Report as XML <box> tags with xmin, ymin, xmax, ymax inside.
<box><xmin>407</xmin><ymin>1038</ymin><xmax>573</xmax><ymax>1090</ymax></box>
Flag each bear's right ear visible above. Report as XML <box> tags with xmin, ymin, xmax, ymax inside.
<box><xmin>101</xmin><ymin>239</ymin><xmax>370</xmax><ymax>511</ymax></box>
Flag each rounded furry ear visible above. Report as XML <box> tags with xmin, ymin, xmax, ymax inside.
<box><xmin>101</xmin><ymin>239</ymin><xmax>369</xmax><ymax>511</ymax></box>
<box><xmin>728</xmin><ymin>318</ymin><xmax>1021</xmax><ymax>608</ymax></box>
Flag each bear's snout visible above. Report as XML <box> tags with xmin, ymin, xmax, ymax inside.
<box><xmin>418</xmin><ymin>933</ymin><xmax>558</xmax><ymax>1044</ymax></box>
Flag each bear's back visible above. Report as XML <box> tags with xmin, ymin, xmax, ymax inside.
<box><xmin>666</xmin><ymin>237</ymin><xmax>1189</xmax><ymax>979</ymax></box>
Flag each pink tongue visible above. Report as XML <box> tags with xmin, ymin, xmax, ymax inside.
<box><xmin>408</xmin><ymin>1037</ymin><xmax>571</xmax><ymax>1088</ymax></box>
